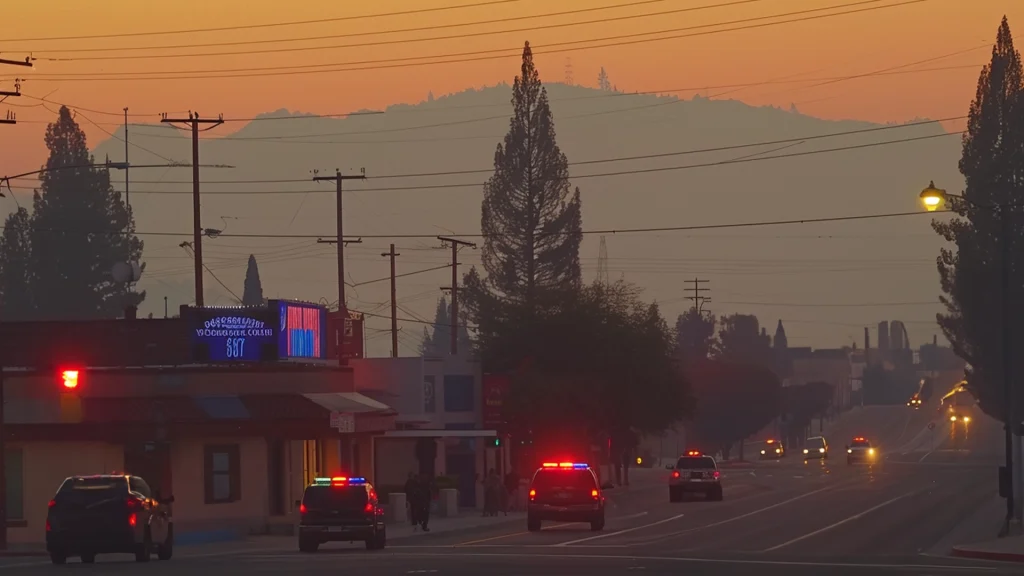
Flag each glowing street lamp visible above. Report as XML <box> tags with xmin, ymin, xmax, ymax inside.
<box><xmin>920</xmin><ymin>181</ymin><xmax>947</xmax><ymax>212</ymax></box>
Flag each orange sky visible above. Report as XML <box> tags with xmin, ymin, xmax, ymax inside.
<box><xmin>0</xmin><ymin>0</ymin><xmax>1016</xmax><ymax>177</ymax></box>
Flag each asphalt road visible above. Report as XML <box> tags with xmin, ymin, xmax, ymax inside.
<box><xmin>0</xmin><ymin>404</ymin><xmax>1013</xmax><ymax>574</ymax></box>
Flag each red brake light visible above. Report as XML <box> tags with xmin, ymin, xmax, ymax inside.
<box><xmin>299</xmin><ymin>503</ymin><xmax>307</xmax><ymax>514</ymax></box>
<box><xmin>48</xmin><ymin>499</ymin><xmax>56</xmax><ymax>508</ymax></box>
<box><xmin>528</xmin><ymin>489</ymin><xmax>536</xmax><ymax>501</ymax></box>
<box><xmin>672</xmin><ymin>471</ymin><xmax>680</xmax><ymax>478</ymax></box>
<box><xmin>713</xmin><ymin>471</ymin><xmax>720</xmax><ymax>479</ymax></box>
<box><xmin>128</xmin><ymin>513</ymin><xmax>137</xmax><ymax>527</ymax></box>
<box><xmin>60</xmin><ymin>370</ymin><xmax>79</xmax><ymax>390</ymax></box>
<box><xmin>364</xmin><ymin>502</ymin><xmax>374</xmax><ymax>514</ymax></box>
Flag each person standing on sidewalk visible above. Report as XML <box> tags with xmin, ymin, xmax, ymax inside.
<box><xmin>404</xmin><ymin>472</ymin><xmax>421</xmax><ymax>531</ymax></box>
<box><xmin>414</xmin><ymin>473</ymin><xmax>433</xmax><ymax>532</ymax></box>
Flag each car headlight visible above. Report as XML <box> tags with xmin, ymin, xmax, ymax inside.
<box><xmin>760</xmin><ymin>450</ymin><xmax>765</xmax><ymax>454</ymax></box>
<box><xmin>963</xmin><ymin>416</ymin><xmax>971</xmax><ymax>423</ymax></box>
<box><xmin>775</xmin><ymin>448</ymin><xmax>781</xmax><ymax>454</ymax></box>
<box><xmin>847</xmin><ymin>449</ymin><xmax>852</xmax><ymax>454</ymax></box>
<box><xmin>819</xmin><ymin>448</ymin><xmax>825</xmax><ymax>453</ymax></box>
<box><xmin>951</xmin><ymin>415</ymin><xmax>957</xmax><ymax>421</ymax></box>
<box><xmin>868</xmin><ymin>448</ymin><xmax>875</xmax><ymax>455</ymax></box>
<box><xmin>803</xmin><ymin>449</ymin><xmax>809</xmax><ymax>454</ymax></box>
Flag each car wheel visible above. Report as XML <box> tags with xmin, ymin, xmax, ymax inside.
<box><xmin>135</xmin><ymin>528</ymin><xmax>152</xmax><ymax>563</ymax></box>
<box><xmin>527</xmin><ymin>516</ymin><xmax>541</xmax><ymax>532</ymax></box>
<box><xmin>590</xmin><ymin>515</ymin><xmax>605</xmax><ymax>531</ymax></box>
<box><xmin>299</xmin><ymin>538</ymin><xmax>319</xmax><ymax>553</ymax></box>
<box><xmin>49</xmin><ymin>552</ymin><xmax>67</xmax><ymax>565</ymax></box>
<box><xmin>157</xmin><ymin>524</ymin><xmax>174</xmax><ymax>560</ymax></box>
<box><xmin>80</xmin><ymin>552</ymin><xmax>96</xmax><ymax>564</ymax></box>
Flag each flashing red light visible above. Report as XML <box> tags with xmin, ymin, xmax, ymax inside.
<box><xmin>128</xmin><ymin>513</ymin><xmax>137</xmax><ymax>527</ymax></box>
<box><xmin>528</xmin><ymin>489</ymin><xmax>536</xmax><ymax>501</ymax></box>
<box><xmin>332</xmin><ymin>476</ymin><xmax>347</xmax><ymax>483</ymax></box>
<box><xmin>713</xmin><ymin>471</ymin><xmax>720</xmax><ymax>479</ymax></box>
<box><xmin>48</xmin><ymin>499</ymin><xmax>56</xmax><ymax>508</ymax></box>
<box><xmin>766</xmin><ymin>439</ymin><xmax>775</xmax><ymax>444</ymax></box>
<box><xmin>60</xmin><ymin>370</ymin><xmax>80</xmax><ymax>390</ymax></box>
<box><xmin>853</xmin><ymin>437</ymin><xmax>865</xmax><ymax>442</ymax></box>
<box><xmin>299</xmin><ymin>503</ymin><xmax>308</xmax><ymax>514</ymax></box>
<box><xmin>686</xmin><ymin>450</ymin><xmax>701</xmax><ymax>457</ymax></box>
<box><xmin>672</xmin><ymin>471</ymin><xmax>680</xmax><ymax>478</ymax></box>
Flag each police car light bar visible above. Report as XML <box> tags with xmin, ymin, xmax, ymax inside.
<box><xmin>685</xmin><ymin>450</ymin><xmax>701</xmax><ymax>457</ymax></box>
<box><xmin>541</xmin><ymin>462</ymin><xmax>589</xmax><ymax>469</ymax></box>
<box><xmin>313</xmin><ymin>476</ymin><xmax>367</xmax><ymax>486</ymax></box>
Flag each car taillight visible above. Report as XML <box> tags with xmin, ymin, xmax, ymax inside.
<box><xmin>713</xmin><ymin>471</ymin><xmax>720</xmax><ymax>479</ymax></box>
<box><xmin>671</xmin><ymin>471</ymin><xmax>680</xmax><ymax>478</ymax></box>
<box><xmin>364</xmin><ymin>502</ymin><xmax>374</xmax><ymax>514</ymax></box>
<box><xmin>528</xmin><ymin>489</ymin><xmax>536</xmax><ymax>501</ymax></box>
<box><xmin>125</xmin><ymin>497</ymin><xmax>143</xmax><ymax>509</ymax></box>
<box><xmin>46</xmin><ymin>520</ymin><xmax>51</xmax><ymax>532</ymax></box>
<box><xmin>591</xmin><ymin>489</ymin><xmax>599</xmax><ymax>499</ymax></box>
<box><xmin>48</xmin><ymin>499</ymin><xmax>56</xmax><ymax>508</ymax></box>
<box><xmin>128</xmin><ymin>513</ymin><xmax>137</xmax><ymax>527</ymax></box>
<box><xmin>299</xmin><ymin>503</ymin><xmax>307</xmax><ymax>515</ymax></box>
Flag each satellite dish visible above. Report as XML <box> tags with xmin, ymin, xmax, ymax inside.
<box><xmin>111</xmin><ymin>261</ymin><xmax>143</xmax><ymax>283</ymax></box>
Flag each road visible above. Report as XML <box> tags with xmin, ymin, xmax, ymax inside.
<box><xmin>0</xmin><ymin>403</ymin><xmax>1014</xmax><ymax>574</ymax></box>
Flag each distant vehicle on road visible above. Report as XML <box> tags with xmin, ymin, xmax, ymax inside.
<box><xmin>669</xmin><ymin>451</ymin><xmax>723</xmax><ymax>502</ymax></box>
<box><xmin>759</xmin><ymin>439</ymin><xmax>785</xmax><ymax>459</ymax></box>
<box><xmin>297</xmin><ymin>476</ymin><xmax>386</xmax><ymax>552</ymax></box>
<box><xmin>45</xmin><ymin>474</ymin><xmax>174</xmax><ymax>565</ymax></box>
<box><xmin>802</xmin><ymin>436</ymin><xmax>829</xmax><ymax>460</ymax></box>
<box><xmin>907</xmin><ymin>394</ymin><xmax>923</xmax><ymax>408</ymax></box>
<box><xmin>846</xmin><ymin>437</ymin><xmax>877</xmax><ymax>465</ymax></box>
<box><xmin>527</xmin><ymin>462</ymin><xmax>605</xmax><ymax>532</ymax></box>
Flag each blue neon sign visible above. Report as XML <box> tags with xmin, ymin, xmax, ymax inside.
<box><xmin>188</xmin><ymin>308</ymin><xmax>276</xmax><ymax>363</ymax></box>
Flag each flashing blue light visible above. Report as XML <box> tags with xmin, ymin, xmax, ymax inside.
<box><xmin>572</xmin><ymin>463</ymin><xmax>589</xmax><ymax>469</ymax></box>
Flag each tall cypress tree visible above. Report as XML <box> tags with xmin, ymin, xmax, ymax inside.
<box><xmin>242</xmin><ymin>254</ymin><xmax>264</xmax><ymax>306</ymax></box>
<box><xmin>30</xmin><ymin>106</ymin><xmax>145</xmax><ymax>319</ymax></box>
<box><xmin>466</xmin><ymin>41</ymin><xmax>583</xmax><ymax>321</ymax></box>
<box><xmin>934</xmin><ymin>17</ymin><xmax>1024</xmax><ymax>419</ymax></box>
<box><xmin>0</xmin><ymin>208</ymin><xmax>34</xmax><ymax>320</ymax></box>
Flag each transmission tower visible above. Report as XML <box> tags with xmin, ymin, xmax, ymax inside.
<box><xmin>597</xmin><ymin>236</ymin><xmax>610</xmax><ymax>285</ymax></box>
<box><xmin>564</xmin><ymin>57</ymin><xmax>574</xmax><ymax>86</ymax></box>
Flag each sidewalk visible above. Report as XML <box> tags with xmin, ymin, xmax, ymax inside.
<box><xmin>951</xmin><ymin>534</ymin><xmax>1024</xmax><ymax>563</ymax></box>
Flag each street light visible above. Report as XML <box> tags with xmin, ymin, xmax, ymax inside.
<box><xmin>918</xmin><ymin>180</ymin><xmax>1016</xmax><ymax>531</ymax></box>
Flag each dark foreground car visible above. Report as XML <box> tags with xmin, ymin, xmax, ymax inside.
<box><xmin>527</xmin><ymin>462</ymin><xmax>605</xmax><ymax>531</ymax></box>
<box><xmin>297</xmin><ymin>477</ymin><xmax>386</xmax><ymax>552</ymax></box>
<box><xmin>669</xmin><ymin>451</ymin><xmax>723</xmax><ymax>502</ymax></box>
<box><xmin>46</xmin><ymin>474</ymin><xmax>174</xmax><ymax>565</ymax></box>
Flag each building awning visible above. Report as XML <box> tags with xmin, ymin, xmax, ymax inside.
<box><xmin>303</xmin><ymin>392</ymin><xmax>392</xmax><ymax>414</ymax></box>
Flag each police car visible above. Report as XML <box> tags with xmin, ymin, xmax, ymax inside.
<box><xmin>759</xmin><ymin>439</ymin><xmax>785</xmax><ymax>459</ymax></box>
<box><xmin>846</xmin><ymin>437</ymin><xmax>877</xmax><ymax>465</ymax></box>
<box><xmin>669</xmin><ymin>451</ymin><xmax>723</xmax><ymax>502</ymax></box>
<box><xmin>296</xmin><ymin>477</ymin><xmax>386</xmax><ymax>552</ymax></box>
<box><xmin>527</xmin><ymin>462</ymin><xmax>605</xmax><ymax>532</ymax></box>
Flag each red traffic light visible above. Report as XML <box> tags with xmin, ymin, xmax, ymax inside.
<box><xmin>60</xmin><ymin>370</ymin><xmax>80</xmax><ymax>390</ymax></box>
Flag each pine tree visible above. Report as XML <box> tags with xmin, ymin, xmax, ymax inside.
<box><xmin>424</xmin><ymin>297</ymin><xmax>451</xmax><ymax>356</ymax></box>
<box><xmin>29</xmin><ymin>106</ymin><xmax>145</xmax><ymax>320</ymax></box>
<box><xmin>934</xmin><ymin>17</ymin><xmax>1024</xmax><ymax>420</ymax></box>
<box><xmin>598</xmin><ymin>67</ymin><xmax>611</xmax><ymax>91</ymax></box>
<box><xmin>242</xmin><ymin>254</ymin><xmax>264</xmax><ymax>306</ymax></box>
<box><xmin>0</xmin><ymin>208</ymin><xmax>34</xmax><ymax>320</ymax></box>
<box><xmin>465</xmin><ymin>42</ymin><xmax>583</xmax><ymax>323</ymax></box>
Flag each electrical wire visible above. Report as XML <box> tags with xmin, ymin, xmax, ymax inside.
<box><xmin>17</xmin><ymin>0</ymin><xmax>930</xmax><ymax>82</ymax></box>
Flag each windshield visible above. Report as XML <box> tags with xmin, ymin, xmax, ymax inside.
<box><xmin>851</xmin><ymin>439</ymin><xmax>871</xmax><ymax>448</ymax></box>
<box><xmin>55</xmin><ymin>477</ymin><xmax>129</xmax><ymax>506</ymax></box>
<box><xmin>531</xmin><ymin>470</ymin><xmax>596</xmax><ymax>490</ymax></box>
<box><xmin>302</xmin><ymin>486</ymin><xmax>368</xmax><ymax>509</ymax></box>
<box><xmin>676</xmin><ymin>457</ymin><xmax>716</xmax><ymax>469</ymax></box>
<box><xmin>806</xmin><ymin>437</ymin><xmax>825</xmax><ymax>448</ymax></box>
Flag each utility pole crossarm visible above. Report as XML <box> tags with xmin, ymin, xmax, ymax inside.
<box><xmin>316</xmin><ymin>238</ymin><xmax>363</xmax><ymax>246</ymax></box>
<box><xmin>437</xmin><ymin>236</ymin><xmax>476</xmax><ymax>356</ymax></box>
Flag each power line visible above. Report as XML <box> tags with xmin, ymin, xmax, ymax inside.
<box><xmin>7</xmin><ymin>130</ymin><xmax>965</xmax><ymax>195</ymax></box>
<box><xmin>0</xmin><ymin>209</ymin><xmax>952</xmax><ymax>241</ymax></box>
<box><xmin>29</xmin><ymin>0</ymin><xmax>752</xmax><ymax>59</ymax></box>
<box><xmin>1</xmin><ymin>0</ymin><xmax>523</xmax><ymax>43</ymax></box>
<box><xmin>8</xmin><ymin>115</ymin><xmax>963</xmax><ymax>185</ymax></box>
<box><xmin>16</xmin><ymin>0</ymin><xmax>929</xmax><ymax>82</ymax></box>
<box><xmin>719</xmin><ymin>300</ymin><xmax>940</xmax><ymax>307</ymax></box>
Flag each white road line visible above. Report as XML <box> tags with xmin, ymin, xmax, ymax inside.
<box><xmin>764</xmin><ymin>490</ymin><xmax>917</xmax><ymax>551</ymax></box>
<box><xmin>453</xmin><ymin>511</ymin><xmax>649</xmax><ymax>546</ymax></box>
<box><xmin>630</xmin><ymin>484</ymin><xmax>838</xmax><ymax>546</ymax></box>
<box><xmin>554</xmin><ymin>514</ymin><xmax>686</xmax><ymax>547</ymax></box>
<box><xmin>919</xmin><ymin>449</ymin><xmax>934</xmax><ymax>463</ymax></box>
<box><xmin>393</xmin><ymin>552</ymin><xmax>994</xmax><ymax>571</ymax></box>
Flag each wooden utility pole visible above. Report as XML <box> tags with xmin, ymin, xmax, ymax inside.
<box><xmin>381</xmin><ymin>244</ymin><xmax>401</xmax><ymax>357</ymax></box>
<box><xmin>160</xmin><ymin>112</ymin><xmax>224</xmax><ymax>306</ymax></box>
<box><xmin>313</xmin><ymin>168</ymin><xmax>366</xmax><ymax>361</ymax></box>
<box><xmin>438</xmin><ymin>236</ymin><xmax>476</xmax><ymax>355</ymax></box>
<box><xmin>0</xmin><ymin>78</ymin><xmax>25</xmax><ymax>126</ymax></box>
<box><xmin>684</xmin><ymin>278</ymin><xmax>711</xmax><ymax>314</ymax></box>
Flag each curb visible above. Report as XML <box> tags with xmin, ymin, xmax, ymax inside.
<box><xmin>951</xmin><ymin>546</ymin><xmax>1024</xmax><ymax>563</ymax></box>
<box><xmin>0</xmin><ymin>551</ymin><xmax>48</xmax><ymax>557</ymax></box>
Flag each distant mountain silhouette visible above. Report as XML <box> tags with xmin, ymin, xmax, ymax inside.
<box><xmin>93</xmin><ymin>83</ymin><xmax>962</xmax><ymax>355</ymax></box>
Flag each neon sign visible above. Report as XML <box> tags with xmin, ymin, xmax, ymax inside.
<box><xmin>187</xmin><ymin>308</ymin><xmax>275</xmax><ymax>362</ymax></box>
<box><xmin>277</xmin><ymin>301</ymin><xmax>326</xmax><ymax>360</ymax></box>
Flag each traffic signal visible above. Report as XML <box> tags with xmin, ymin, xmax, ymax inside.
<box><xmin>489</xmin><ymin>437</ymin><xmax>501</xmax><ymax>447</ymax></box>
<box><xmin>60</xmin><ymin>369</ymin><xmax>80</xmax><ymax>390</ymax></box>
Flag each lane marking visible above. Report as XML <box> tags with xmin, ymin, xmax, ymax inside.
<box><xmin>764</xmin><ymin>490</ymin><xmax>918</xmax><ymax>551</ymax></box>
<box><xmin>453</xmin><ymin>511</ymin><xmax>649</xmax><ymax>546</ymax></box>
<box><xmin>630</xmin><ymin>484</ymin><xmax>839</xmax><ymax>546</ymax></box>
<box><xmin>389</xmin><ymin>552</ymin><xmax>995</xmax><ymax>571</ymax></box>
<box><xmin>919</xmin><ymin>449</ymin><xmax>934</xmax><ymax>463</ymax></box>
<box><xmin>554</xmin><ymin>514</ymin><xmax>685</xmax><ymax>546</ymax></box>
